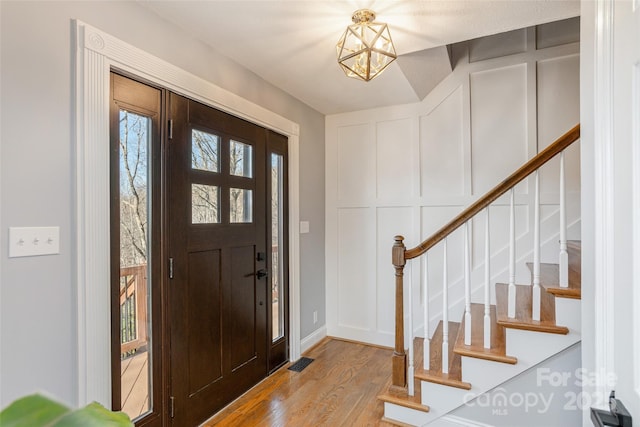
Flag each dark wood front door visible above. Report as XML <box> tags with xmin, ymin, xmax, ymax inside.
<box><xmin>167</xmin><ymin>93</ymin><xmax>269</xmax><ymax>426</ymax></box>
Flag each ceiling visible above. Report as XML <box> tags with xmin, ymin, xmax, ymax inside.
<box><xmin>140</xmin><ymin>0</ymin><xmax>580</xmax><ymax>115</ymax></box>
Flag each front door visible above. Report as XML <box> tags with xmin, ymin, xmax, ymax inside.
<box><xmin>167</xmin><ymin>93</ymin><xmax>271</xmax><ymax>425</ymax></box>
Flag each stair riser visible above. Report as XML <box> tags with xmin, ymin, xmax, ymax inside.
<box><xmin>460</xmin><ymin>356</ymin><xmax>529</xmax><ymax>391</ymax></box>
<box><xmin>419</xmin><ymin>382</ymin><xmax>475</xmax><ymax>424</ymax></box>
<box><xmin>554</xmin><ymin>298</ymin><xmax>581</xmax><ymax>333</ymax></box>
<box><xmin>384</xmin><ymin>402</ymin><xmax>432</xmax><ymax>426</ymax></box>
<box><xmin>505</xmin><ymin>329</ymin><xmax>581</xmax><ymax>365</ymax></box>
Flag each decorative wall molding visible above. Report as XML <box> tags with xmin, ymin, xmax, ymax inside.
<box><xmin>73</xmin><ymin>20</ymin><xmax>301</xmax><ymax>407</ymax></box>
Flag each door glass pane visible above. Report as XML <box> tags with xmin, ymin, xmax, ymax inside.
<box><xmin>192</xmin><ymin>184</ymin><xmax>220</xmax><ymax>224</ymax></box>
<box><xmin>230</xmin><ymin>140</ymin><xmax>253</xmax><ymax>178</ymax></box>
<box><xmin>118</xmin><ymin>109</ymin><xmax>152</xmax><ymax>420</ymax></box>
<box><xmin>230</xmin><ymin>188</ymin><xmax>253</xmax><ymax>223</ymax></box>
<box><xmin>271</xmin><ymin>154</ymin><xmax>284</xmax><ymax>341</ymax></box>
<box><xmin>192</xmin><ymin>129</ymin><xmax>220</xmax><ymax>172</ymax></box>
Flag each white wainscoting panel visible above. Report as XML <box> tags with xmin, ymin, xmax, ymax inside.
<box><xmin>337</xmin><ymin>124</ymin><xmax>375</xmax><ymax>202</ymax></box>
<box><xmin>337</xmin><ymin>208</ymin><xmax>376</xmax><ymax>332</ymax></box>
<box><xmin>420</xmin><ymin>86</ymin><xmax>465</xmax><ymax>198</ymax></box>
<box><xmin>376</xmin><ymin>119</ymin><xmax>415</xmax><ymax>201</ymax></box>
<box><xmin>536</xmin><ymin>17</ymin><xmax>580</xmax><ymax>50</ymax></box>
<box><xmin>469</xmin><ymin>28</ymin><xmax>527</xmax><ymax>63</ymax></box>
<box><xmin>421</xmin><ymin>206</ymin><xmax>465</xmax><ymax>294</ymax></box>
<box><xmin>537</xmin><ymin>54</ymin><xmax>581</xmax><ymax>194</ymax></box>
<box><xmin>470</xmin><ymin>64</ymin><xmax>528</xmax><ymax>195</ymax></box>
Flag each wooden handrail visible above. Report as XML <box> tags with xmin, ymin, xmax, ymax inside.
<box><xmin>405</xmin><ymin>124</ymin><xmax>580</xmax><ymax>260</ymax></box>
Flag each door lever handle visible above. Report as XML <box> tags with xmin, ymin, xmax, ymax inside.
<box><xmin>256</xmin><ymin>269</ymin><xmax>268</xmax><ymax>280</ymax></box>
<box><xmin>591</xmin><ymin>391</ymin><xmax>632</xmax><ymax>427</ymax></box>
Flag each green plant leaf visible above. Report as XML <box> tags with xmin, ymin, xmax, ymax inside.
<box><xmin>52</xmin><ymin>402</ymin><xmax>133</xmax><ymax>427</ymax></box>
<box><xmin>0</xmin><ymin>394</ymin><xmax>70</xmax><ymax>427</ymax></box>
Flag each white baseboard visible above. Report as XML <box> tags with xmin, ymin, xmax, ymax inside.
<box><xmin>300</xmin><ymin>325</ymin><xmax>327</xmax><ymax>354</ymax></box>
<box><xmin>435</xmin><ymin>415</ymin><xmax>496</xmax><ymax>427</ymax></box>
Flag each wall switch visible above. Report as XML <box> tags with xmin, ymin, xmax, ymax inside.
<box><xmin>9</xmin><ymin>227</ymin><xmax>60</xmax><ymax>258</ymax></box>
<box><xmin>313</xmin><ymin>310</ymin><xmax>318</xmax><ymax>324</ymax></box>
<box><xmin>300</xmin><ymin>221</ymin><xmax>310</xmax><ymax>234</ymax></box>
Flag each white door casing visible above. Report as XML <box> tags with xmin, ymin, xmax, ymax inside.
<box><xmin>588</xmin><ymin>0</ymin><xmax>640</xmax><ymax>421</ymax></box>
<box><xmin>615</xmin><ymin>0</ymin><xmax>640</xmax><ymax>417</ymax></box>
<box><xmin>73</xmin><ymin>20</ymin><xmax>301</xmax><ymax>407</ymax></box>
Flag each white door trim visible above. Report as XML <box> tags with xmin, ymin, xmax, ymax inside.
<box><xmin>73</xmin><ymin>20</ymin><xmax>301</xmax><ymax>407</ymax></box>
<box><xmin>591</xmin><ymin>0</ymin><xmax>616</xmax><ymax>410</ymax></box>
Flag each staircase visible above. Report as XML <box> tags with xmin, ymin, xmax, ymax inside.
<box><xmin>378</xmin><ymin>125</ymin><xmax>581</xmax><ymax>426</ymax></box>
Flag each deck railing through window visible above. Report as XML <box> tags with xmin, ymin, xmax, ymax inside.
<box><xmin>120</xmin><ymin>265</ymin><xmax>148</xmax><ymax>357</ymax></box>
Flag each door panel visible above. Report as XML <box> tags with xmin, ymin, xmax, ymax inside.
<box><xmin>168</xmin><ymin>92</ymin><xmax>268</xmax><ymax>426</ymax></box>
<box><xmin>186</xmin><ymin>249</ymin><xmax>222</xmax><ymax>394</ymax></box>
<box><xmin>229</xmin><ymin>245</ymin><xmax>259</xmax><ymax>370</ymax></box>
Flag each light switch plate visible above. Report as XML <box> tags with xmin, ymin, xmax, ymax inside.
<box><xmin>300</xmin><ymin>221</ymin><xmax>310</xmax><ymax>234</ymax></box>
<box><xmin>9</xmin><ymin>227</ymin><xmax>60</xmax><ymax>258</ymax></box>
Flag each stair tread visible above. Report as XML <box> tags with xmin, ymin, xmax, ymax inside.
<box><xmin>415</xmin><ymin>321</ymin><xmax>471</xmax><ymax>390</ymax></box>
<box><xmin>377</xmin><ymin>378</ymin><xmax>430</xmax><ymax>413</ymax></box>
<box><xmin>526</xmin><ymin>262</ymin><xmax>581</xmax><ymax>299</ymax></box>
<box><xmin>453</xmin><ymin>304</ymin><xmax>517</xmax><ymax>364</ymax></box>
<box><xmin>495</xmin><ymin>283</ymin><xmax>569</xmax><ymax>334</ymax></box>
<box><xmin>524</xmin><ymin>241</ymin><xmax>581</xmax><ymax>299</ymax></box>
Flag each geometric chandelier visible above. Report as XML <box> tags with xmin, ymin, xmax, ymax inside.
<box><xmin>336</xmin><ymin>9</ymin><xmax>397</xmax><ymax>82</ymax></box>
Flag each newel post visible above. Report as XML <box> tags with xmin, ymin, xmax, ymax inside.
<box><xmin>392</xmin><ymin>235</ymin><xmax>407</xmax><ymax>388</ymax></box>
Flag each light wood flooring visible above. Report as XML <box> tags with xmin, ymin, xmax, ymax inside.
<box><xmin>202</xmin><ymin>338</ymin><xmax>398</xmax><ymax>426</ymax></box>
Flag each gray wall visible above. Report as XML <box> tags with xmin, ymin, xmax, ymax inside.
<box><xmin>0</xmin><ymin>0</ymin><xmax>325</xmax><ymax>407</ymax></box>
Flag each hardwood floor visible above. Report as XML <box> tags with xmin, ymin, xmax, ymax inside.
<box><xmin>202</xmin><ymin>338</ymin><xmax>399</xmax><ymax>426</ymax></box>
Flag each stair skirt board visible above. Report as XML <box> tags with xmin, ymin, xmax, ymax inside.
<box><xmin>436</xmin><ymin>415</ymin><xmax>501</xmax><ymax>427</ymax></box>
<box><xmin>385</xmin><ymin>342</ymin><xmax>579</xmax><ymax>427</ymax></box>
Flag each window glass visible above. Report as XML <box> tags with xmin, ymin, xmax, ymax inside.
<box><xmin>271</xmin><ymin>154</ymin><xmax>284</xmax><ymax>341</ymax></box>
<box><xmin>118</xmin><ymin>109</ymin><xmax>152</xmax><ymax>420</ymax></box>
<box><xmin>230</xmin><ymin>188</ymin><xmax>253</xmax><ymax>223</ymax></box>
<box><xmin>230</xmin><ymin>140</ymin><xmax>253</xmax><ymax>178</ymax></box>
<box><xmin>192</xmin><ymin>184</ymin><xmax>220</xmax><ymax>224</ymax></box>
<box><xmin>192</xmin><ymin>129</ymin><xmax>220</xmax><ymax>173</ymax></box>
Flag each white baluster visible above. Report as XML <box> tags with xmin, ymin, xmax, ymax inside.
<box><xmin>423</xmin><ymin>253</ymin><xmax>430</xmax><ymax>371</ymax></box>
<box><xmin>508</xmin><ymin>188</ymin><xmax>517</xmax><ymax>318</ymax></box>
<box><xmin>484</xmin><ymin>207</ymin><xmax>491</xmax><ymax>349</ymax></box>
<box><xmin>408</xmin><ymin>262</ymin><xmax>414</xmax><ymax>396</ymax></box>
<box><xmin>464</xmin><ymin>222</ymin><xmax>472</xmax><ymax>345</ymax></box>
<box><xmin>533</xmin><ymin>170</ymin><xmax>542</xmax><ymax>321</ymax></box>
<box><xmin>442</xmin><ymin>238</ymin><xmax>449</xmax><ymax>374</ymax></box>
<box><xmin>559</xmin><ymin>151</ymin><xmax>569</xmax><ymax>288</ymax></box>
